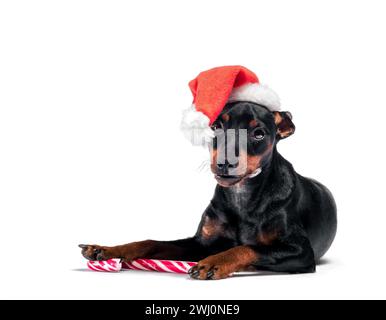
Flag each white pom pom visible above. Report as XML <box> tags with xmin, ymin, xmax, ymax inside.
<box><xmin>228</xmin><ymin>83</ymin><xmax>281</xmax><ymax>111</ymax></box>
<box><xmin>180</xmin><ymin>105</ymin><xmax>214</xmax><ymax>147</ymax></box>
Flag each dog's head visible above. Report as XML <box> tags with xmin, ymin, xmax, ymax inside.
<box><xmin>210</xmin><ymin>102</ymin><xmax>295</xmax><ymax>187</ymax></box>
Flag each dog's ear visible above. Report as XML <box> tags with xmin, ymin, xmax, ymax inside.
<box><xmin>273</xmin><ymin>111</ymin><xmax>295</xmax><ymax>139</ymax></box>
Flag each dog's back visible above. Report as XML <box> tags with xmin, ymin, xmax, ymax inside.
<box><xmin>294</xmin><ymin>174</ymin><xmax>337</xmax><ymax>260</ymax></box>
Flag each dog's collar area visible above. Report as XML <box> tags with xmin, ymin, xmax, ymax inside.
<box><xmin>248</xmin><ymin>167</ymin><xmax>262</xmax><ymax>178</ymax></box>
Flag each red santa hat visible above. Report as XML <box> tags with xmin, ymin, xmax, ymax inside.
<box><xmin>181</xmin><ymin>66</ymin><xmax>281</xmax><ymax>146</ymax></box>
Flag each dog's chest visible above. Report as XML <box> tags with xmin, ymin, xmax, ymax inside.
<box><xmin>226</xmin><ymin>185</ymin><xmax>265</xmax><ymax>244</ymax></box>
<box><xmin>228</xmin><ymin>185</ymin><xmax>254</xmax><ymax>215</ymax></box>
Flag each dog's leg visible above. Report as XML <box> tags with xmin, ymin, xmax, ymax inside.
<box><xmin>79</xmin><ymin>207</ymin><xmax>233</xmax><ymax>263</ymax></box>
<box><xmin>189</xmin><ymin>232</ymin><xmax>316</xmax><ymax>280</ymax></box>
<box><xmin>188</xmin><ymin>245</ymin><xmax>259</xmax><ymax>280</ymax></box>
<box><xmin>79</xmin><ymin>237</ymin><xmax>211</xmax><ymax>262</ymax></box>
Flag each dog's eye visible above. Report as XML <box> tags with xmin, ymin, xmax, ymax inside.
<box><xmin>211</xmin><ymin>123</ymin><xmax>222</xmax><ymax>131</ymax></box>
<box><xmin>252</xmin><ymin>129</ymin><xmax>265</xmax><ymax>141</ymax></box>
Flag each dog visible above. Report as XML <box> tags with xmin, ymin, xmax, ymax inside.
<box><xmin>80</xmin><ymin>101</ymin><xmax>337</xmax><ymax>280</ymax></box>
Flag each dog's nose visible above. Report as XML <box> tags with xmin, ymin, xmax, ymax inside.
<box><xmin>216</xmin><ymin>163</ymin><xmax>225</xmax><ymax>169</ymax></box>
<box><xmin>217</xmin><ymin>160</ymin><xmax>239</xmax><ymax>170</ymax></box>
<box><xmin>228</xmin><ymin>161</ymin><xmax>238</xmax><ymax>169</ymax></box>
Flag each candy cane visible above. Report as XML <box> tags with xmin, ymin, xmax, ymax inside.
<box><xmin>87</xmin><ymin>259</ymin><xmax>123</xmax><ymax>272</ymax></box>
<box><xmin>87</xmin><ymin>259</ymin><xmax>197</xmax><ymax>274</ymax></box>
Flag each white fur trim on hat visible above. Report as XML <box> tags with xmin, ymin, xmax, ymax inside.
<box><xmin>228</xmin><ymin>83</ymin><xmax>281</xmax><ymax>111</ymax></box>
<box><xmin>181</xmin><ymin>84</ymin><xmax>281</xmax><ymax>147</ymax></box>
<box><xmin>180</xmin><ymin>104</ymin><xmax>214</xmax><ymax>147</ymax></box>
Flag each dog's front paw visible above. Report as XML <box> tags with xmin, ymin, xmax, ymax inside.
<box><xmin>188</xmin><ymin>254</ymin><xmax>237</xmax><ymax>280</ymax></box>
<box><xmin>79</xmin><ymin>244</ymin><xmax>111</xmax><ymax>261</ymax></box>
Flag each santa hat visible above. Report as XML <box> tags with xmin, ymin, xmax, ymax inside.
<box><xmin>181</xmin><ymin>66</ymin><xmax>281</xmax><ymax>146</ymax></box>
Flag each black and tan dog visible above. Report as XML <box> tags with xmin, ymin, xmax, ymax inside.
<box><xmin>80</xmin><ymin>101</ymin><xmax>337</xmax><ymax>280</ymax></box>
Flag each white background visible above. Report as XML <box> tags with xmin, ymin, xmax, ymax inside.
<box><xmin>1</xmin><ymin>0</ymin><xmax>385</xmax><ymax>300</ymax></box>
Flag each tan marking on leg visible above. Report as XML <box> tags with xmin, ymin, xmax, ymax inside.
<box><xmin>194</xmin><ymin>245</ymin><xmax>258</xmax><ymax>280</ymax></box>
<box><xmin>257</xmin><ymin>231</ymin><xmax>278</xmax><ymax>245</ymax></box>
<box><xmin>201</xmin><ymin>216</ymin><xmax>222</xmax><ymax>239</ymax></box>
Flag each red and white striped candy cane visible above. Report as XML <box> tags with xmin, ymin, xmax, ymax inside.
<box><xmin>87</xmin><ymin>259</ymin><xmax>122</xmax><ymax>272</ymax></box>
<box><xmin>87</xmin><ymin>259</ymin><xmax>197</xmax><ymax>274</ymax></box>
<box><xmin>122</xmin><ymin>259</ymin><xmax>197</xmax><ymax>274</ymax></box>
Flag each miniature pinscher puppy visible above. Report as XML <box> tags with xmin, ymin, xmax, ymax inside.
<box><xmin>80</xmin><ymin>101</ymin><xmax>337</xmax><ymax>280</ymax></box>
